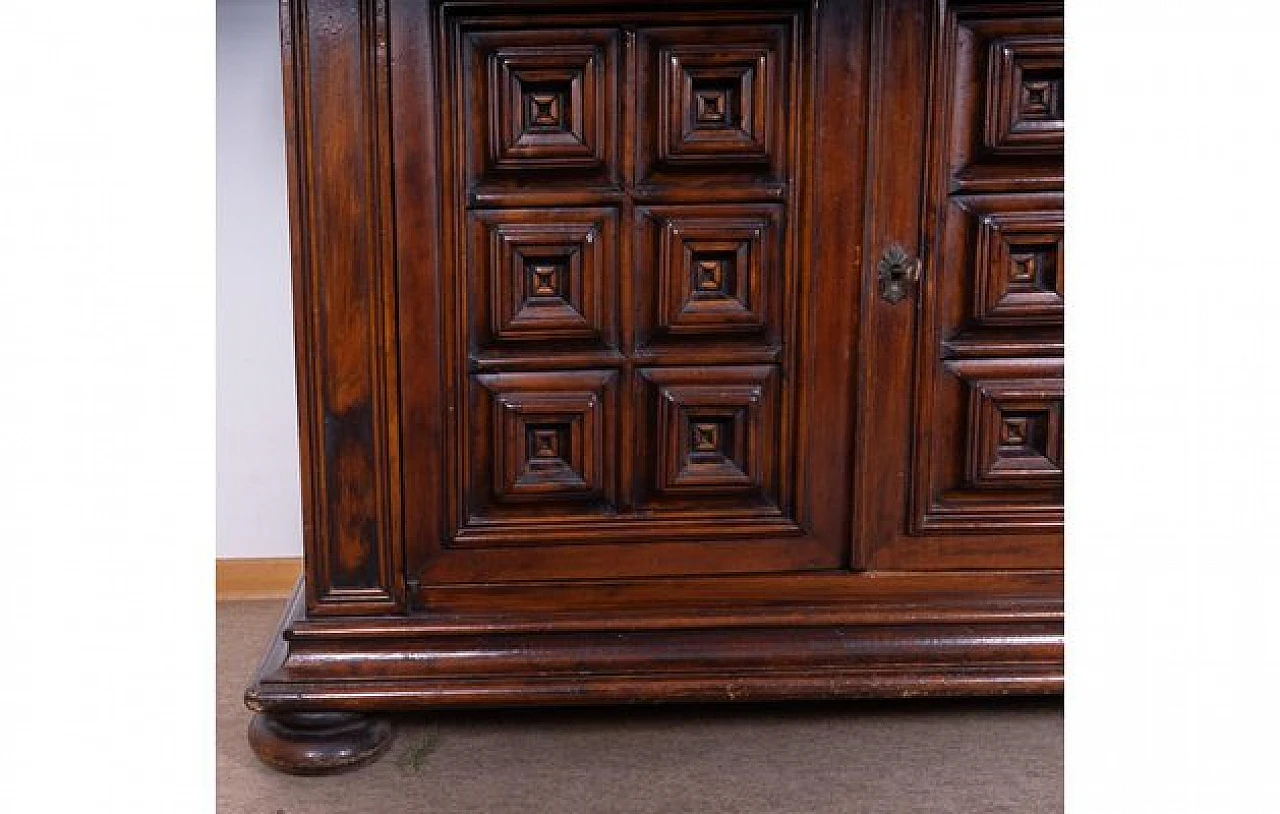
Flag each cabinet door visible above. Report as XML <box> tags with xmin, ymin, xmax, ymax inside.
<box><xmin>393</xmin><ymin>1</ymin><xmax>867</xmax><ymax>584</ymax></box>
<box><xmin>855</xmin><ymin>0</ymin><xmax>1064</xmax><ymax>570</ymax></box>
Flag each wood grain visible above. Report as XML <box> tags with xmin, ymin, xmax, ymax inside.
<box><xmin>216</xmin><ymin>558</ymin><xmax>302</xmax><ymax>600</ymax></box>
<box><xmin>248</xmin><ymin>0</ymin><xmax>1066</xmax><ymax>774</ymax></box>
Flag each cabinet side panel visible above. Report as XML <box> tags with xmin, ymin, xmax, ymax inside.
<box><xmin>281</xmin><ymin>0</ymin><xmax>402</xmax><ymax>613</ymax></box>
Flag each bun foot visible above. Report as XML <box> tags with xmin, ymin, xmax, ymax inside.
<box><xmin>248</xmin><ymin>711</ymin><xmax>394</xmax><ymax>775</ymax></box>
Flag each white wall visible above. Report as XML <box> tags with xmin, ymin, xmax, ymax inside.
<box><xmin>216</xmin><ymin>0</ymin><xmax>303</xmax><ymax>558</ymax></box>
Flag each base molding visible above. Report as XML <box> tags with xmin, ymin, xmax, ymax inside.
<box><xmin>245</xmin><ymin>580</ymin><xmax>1063</xmax><ymax>714</ymax></box>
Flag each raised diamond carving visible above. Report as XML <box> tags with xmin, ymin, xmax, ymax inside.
<box><xmin>1009</xmin><ymin>253</ymin><xmax>1037</xmax><ymax>283</ymax></box>
<box><xmin>661</xmin><ymin>47</ymin><xmax>769</xmax><ymax>164</ymax></box>
<box><xmin>964</xmin><ymin>376</ymin><xmax>1064</xmax><ymax>489</ymax></box>
<box><xmin>528</xmin><ymin>426</ymin><xmax>563</xmax><ymax>459</ymax></box>
<box><xmin>527</xmin><ymin>260</ymin><xmax>563</xmax><ymax>298</ymax></box>
<box><xmin>475</xmin><ymin>371</ymin><xmax>617</xmax><ymax>507</ymax></box>
<box><xmin>637</xmin><ymin>23</ymin><xmax>792</xmax><ymax>181</ymax></box>
<box><xmin>1019</xmin><ymin>78</ymin><xmax>1060</xmax><ymax>119</ymax></box>
<box><xmin>973</xmin><ymin>207</ymin><xmax>1064</xmax><ymax>325</ymax></box>
<box><xmin>493</xmin><ymin>55</ymin><xmax>594</xmax><ymax>165</ymax></box>
<box><xmin>525</xmin><ymin>90</ymin><xmax>564</xmax><ymax>130</ymax></box>
<box><xmin>660</xmin><ymin>220</ymin><xmax>765</xmax><ymax>333</ymax></box>
<box><xmin>694</xmin><ymin>257</ymin><xmax>728</xmax><ymax>292</ymax></box>
<box><xmin>694</xmin><ymin>86</ymin><xmax>733</xmax><ymax>126</ymax></box>
<box><xmin>690</xmin><ymin>421</ymin><xmax>723</xmax><ymax>453</ymax></box>
<box><xmin>470</xmin><ymin>208</ymin><xmax>617</xmax><ymax>349</ymax></box>
<box><xmin>984</xmin><ymin>35</ymin><xmax>1064</xmax><ymax>153</ymax></box>
<box><xmin>466</xmin><ymin>29</ymin><xmax>619</xmax><ymax>178</ymax></box>
<box><xmin>637</xmin><ymin>366</ymin><xmax>779</xmax><ymax>503</ymax></box>
<box><xmin>915</xmin><ymin>358</ymin><xmax>1065</xmax><ymax>535</ymax></box>
<box><xmin>637</xmin><ymin>205</ymin><xmax>782</xmax><ymax>345</ymax></box>
<box><xmin>999</xmin><ymin>415</ymin><xmax>1030</xmax><ymax>447</ymax></box>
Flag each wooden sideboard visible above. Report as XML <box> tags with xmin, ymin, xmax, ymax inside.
<box><xmin>245</xmin><ymin>0</ymin><xmax>1063</xmax><ymax>774</ymax></box>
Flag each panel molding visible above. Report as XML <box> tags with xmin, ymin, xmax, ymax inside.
<box><xmin>463</xmin><ymin>26</ymin><xmax>621</xmax><ymax>185</ymax></box>
<box><xmin>638</xmin><ymin>365</ymin><xmax>781</xmax><ymax>507</ymax></box>
<box><xmin>636</xmin><ymin>21</ymin><xmax>794</xmax><ymax>185</ymax></box>
<box><xmin>659</xmin><ymin>43</ymin><xmax>773</xmax><ymax>165</ymax></box>
<box><xmin>965</xmin><ymin>373</ymin><xmax>1064</xmax><ymax>488</ymax></box>
<box><xmin>469</xmin><ymin>207</ymin><xmax>619</xmax><ymax>350</ymax></box>
<box><xmin>472</xmin><ymin>370</ymin><xmax>618</xmax><ymax>514</ymax></box>
<box><xmin>983</xmin><ymin>35</ymin><xmax>1064</xmax><ymax>154</ymax></box>
<box><xmin>636</xmin><ymin>203</ymin><xmax>784</xmax><ymax>349</ymax></box>
<box><xmin>490</xmin><ymin>44</ymin><xmax>605</xmax><ymax>168</ymax></box>
<box><xmin>912</xmin><ymin>357</ymin><xmax>1064</xmax><ymax>533</ymax></box>
<box><xmin>972</xmin><ymin>206</ymin><xmax>1064</xmax><ymax>325</ymax></box>
<box><xmin>938</xmin><ymin>4</ymin><xmax>1064</xmax><ymax>185</ymax></box>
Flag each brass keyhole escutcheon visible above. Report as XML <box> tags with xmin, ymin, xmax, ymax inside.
<box><xmin>877</xmin><ymin>244</ymin><xmax>922</xmax><ymax>304</ymax></box>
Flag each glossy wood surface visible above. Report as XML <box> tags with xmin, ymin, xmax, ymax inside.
<box><xmin>856</xmin><ymin>0</ymin><xmax>1064</xmax><ymax>571</ymax></box>
<box><xmin>248</xmin><ymin>0</ymin><xmax>1065</xmax><ymax>774</ymax></box>
<box><xmin>397</xmin><ymin>0</ymin><xmax>854</xmax><ymax>586</ymax></box>
<box><xmin>248</xmin><ymin>711</ymin><xmax>395</xmax><ymax>775</ymax></box>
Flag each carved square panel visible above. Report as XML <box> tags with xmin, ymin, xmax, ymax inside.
<box><xmin>660</xmin><ymin>218</ymin><xmax>768</xmax><ymax>333</ymax></box>
<box><xmin>966</xmin><ymin>376</ymin><xmax>1064</xmax><ymax>489</ymax></box>
<box><xmin>463</xmin><ymin>28</ymin><xmax>619</xmax><ymax>180</ymax></box>
<box><xmin>637</xmin><ymin>366</ymin><xmax>779</xmax><ymax>502</ymax></box>
<box><xmin>984</xmin><ymin>35</ymin><xmax>1064</xmax><ymax>154</ymax></box>
<box><xmin>908</xmin><ymin>356</ymin><xmax>1064</xmax><ymax>536</ymax></box>
<box><xmin>635</xmin><ymin>204</ymin><xmax>783</xmax><ymax>347</ymax></box>
<box><xmin>493</xmin><ymin>52</ymin><xmax>597</xmax><ymax>167</ymax></box>
<box><xmin>973</xmin><ymin>208</ymin><xmax>1064</xmax><ymax>325</ymax></box>
<box><xmin>662</xmin><ymin>48</ymin><xmax>770</xmax><ymax>164</ymax></box>
<box><xmin>469</xmin><ymin>208</ymin><xmax>618</xmax><ymax>350</ymax></box>
<box><xmin>474</xmin><ymin>371</ymin><xmax>617</xmax><ymax>507</ymax></box>
<box><xmin>636</xmin><ymin>23</ymin><xmax>792</xmax><ymax>182</ymax></box>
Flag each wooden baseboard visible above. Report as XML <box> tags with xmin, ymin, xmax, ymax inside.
<box><xmin>217</xmin><ymin>557</ymin><xmax>302</xmax><ymax>600</ymax></box>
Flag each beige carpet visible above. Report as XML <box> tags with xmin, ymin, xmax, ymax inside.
<box><xmin>218</xmin><ymin>600</ymin><xmax>1062</xmax><ymax>813</ymax></box>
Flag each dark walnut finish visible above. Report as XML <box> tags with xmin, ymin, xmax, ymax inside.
<box><xmin>248</xmin><ymin>711</ymin><xmax>395</xmax><ymax>776</ymax></box>
<box><xmin>247</xmin><ymin>0</ymin><xmax>1064</xmax><ymax>774</ymax></box>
